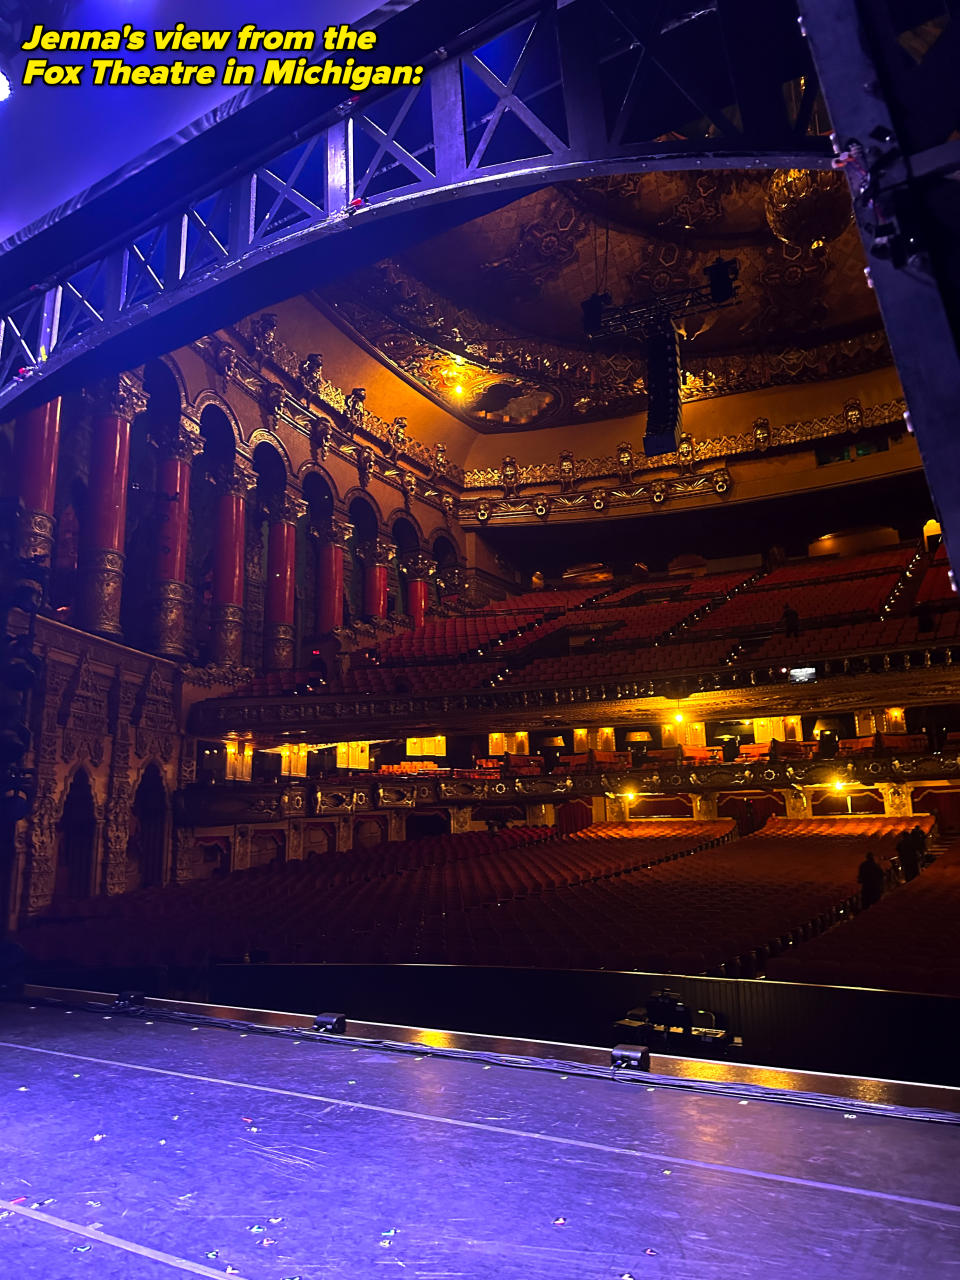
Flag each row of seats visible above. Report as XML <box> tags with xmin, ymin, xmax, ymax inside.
<box><xmin>238</xmin><ymin>546</ymin><xmax>954</xmax><ymax>702</ymax></box>
<box><xmin>759</xmin><ymin>547</ymin><xmax>913</xmax><ymax>587</ymax></box>
<box><xmin>766</xmin><ymin>832</ymin><xmax>959</xmax><ymax>995</ymax></box>
<box><xmin>23</xmin><ymin>819</ymin><xmax>931</xmax><ymax>978</ymax></box>
<box><xmin>342</xmin><ymin>659</ymin><xmax>500</xmax><ymax>695</ymax></box>
<box><xmin>21</xmin><ymin>821</ymin><xmax>727</xmax><ymax>965</ymax></box>
<box><xmin>505</xmin><ymin>638</ymin><xmax>731</xmax><ymax>687</ymax></box>
<box><xmin>686</xmin><ymin>572</ymin><xmax>903</xmax><ymax>635</ymax></box>
<box><xmin>374</xmin><ymin>589</ymin><xmax>596</xmax><ymax>661</ymax></box>
<box><xmin>752</xmin><ymin>613</ymin><xmax>960</xmax><ymax>663</ymax></box>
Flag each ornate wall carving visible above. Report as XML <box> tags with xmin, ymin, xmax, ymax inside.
<box><xmin>132</xmin><ymin>664</ymin><xmax>178</xmax><ymax>762</ymax></box>
<box><xmin>59</xmin><ymin>650</ymin><xmax>108</xmax><ymax>768</ymax></box>
<box><xmin>462</xmin><ymin>397</ymin><xmax>906</xmax><ymax>492</ymax></box>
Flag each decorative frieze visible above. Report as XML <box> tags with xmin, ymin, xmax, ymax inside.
<box><xmin>463</xmin><ymin>397</ymin><xmax>906</xmax><ymax>492</ymax></box>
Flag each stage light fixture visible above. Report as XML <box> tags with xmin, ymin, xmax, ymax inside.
<box><xmin>611</xmin><ymin>1044</ymin><xmax>651</xmax><ymax>1071</ymax></box>
<box><xmin>113</xmin><ymin>991</ymin><xmax>146</xmax><ymax>1011</ymax></box>
<box><xmin>703</xmin><ymin>256</ymin><xmax>739</xmax><ymax>304</ymax></box>
<box><xmin>312</xmin><ymin>1012</ymin><xmax>347</xmax><ymax>1034</ymax></box>
<box><xmin>0</xmin><ymin>69</ymin><xmax>10</xmax><ymax>102</ymax></box>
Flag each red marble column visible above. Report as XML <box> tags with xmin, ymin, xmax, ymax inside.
<box><xmin>264</xmin><ymin>496</ymin><xmax>303</xmax><ymax>670</ymax></box>
<box><xmin>408</xmin><ymin>578</ymin><xmax>429</xmax><ymax>628</ymax></box>
<box><xmin>14</xmin><ymin>398</ymin><xmax>62</xmax><ymax>565</ymax></box>
<box><xmin>80</xmin><ymin>378</ymin><xmax>140</xmax><ymax>637</ymax></box>
<box><xmin>316</xmin><ymin>516</ymin><xmax>350</xmax><ymax>635</ymax></box>
<box><xmin>402</xmin><ymin>551</ymin><xmax>435</xmax><ymax>628</ymax></box>
<box><xmin>361</xmin><ymin>537</ymin><xmax>394</xmax><ymax>621</ymax></box>
<box><xmin>212</xmin><ymin>467</ymin><xmax>250</xmax><ymax>666</ymax></box>
<box><xmin>152</xmin><ymin>424</ymin><xmax>203</xmax><ymax>656</ymax></box>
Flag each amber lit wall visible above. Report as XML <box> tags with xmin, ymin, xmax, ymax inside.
<box><xmin>463</xmin><ymin>365</ymin><xmax>906</xmax><ymax>471</ymax></box>
<box><xmin>269</xmin><ymin>296</ymin><xmax>477</xmax><ymax>457</ymax></box>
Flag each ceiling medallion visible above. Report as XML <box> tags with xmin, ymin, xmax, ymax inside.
<box><xmin>764</xmin><ymin>169</ymin><xmax>852</xmax><ymax>251</ymax></box>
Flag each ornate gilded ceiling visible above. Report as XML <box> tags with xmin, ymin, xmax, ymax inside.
<box><xmin>321</xmin><ymin>171</ymin><xmax>891</xmax><ymax>432</ymax></box>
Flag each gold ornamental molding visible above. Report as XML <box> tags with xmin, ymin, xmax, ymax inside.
<box><xmin>191</xmin><ymin>318</ymin><xmax>463</xmax><ymax>493</ymax></box>
<box><xmin>467</xmin><ymin>467</ymin><xmax>733</xmax><ymax>524</ymax></box>
<box><xmin>462</xmin><ymin>397</ymin><xmax>907</xmax><ymax>492</ymax></box>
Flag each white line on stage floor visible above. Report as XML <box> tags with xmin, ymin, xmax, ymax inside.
<box><xmin>2</xmin><ymin>1201</ymin><xmax>254</xmax><ymax>1279</ymax></box>
<box><xmin>3</xmin><ymin>1037</ymin><xmax>960</xmax><ymax>1217</ymax></box>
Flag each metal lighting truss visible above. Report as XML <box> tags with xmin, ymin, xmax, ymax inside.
<box><xmin>0</xmin><ymin>0</ymin><xmax>829</xmax><ymax>417</ymax></box>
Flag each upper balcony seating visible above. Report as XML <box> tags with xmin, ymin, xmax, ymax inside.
<box><xmin>237</xmin><ymin>546</ymin><xmax>955</xmax><ymax>701</ymax></box>
<box><xmin>915</xmin><ymin>545</ymin><xmax>956</xmax><ymax>607</ymax></box>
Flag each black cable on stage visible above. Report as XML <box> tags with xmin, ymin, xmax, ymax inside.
<box><xmin>12</xmin><ymin>994</ymin><xmax>960</xmax><ymax>1126</ymax></box>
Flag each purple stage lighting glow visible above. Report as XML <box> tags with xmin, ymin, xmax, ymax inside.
<box><xmin>0</xmin><ymin>69</ymin><xmax>11</xmax><ymax>102</ymax></box>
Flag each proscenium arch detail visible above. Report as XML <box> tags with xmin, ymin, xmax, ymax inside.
<box><xmin>0</xmin><ymin>0</ymin><xmax>832</xmax><ymax>418</ymax></box>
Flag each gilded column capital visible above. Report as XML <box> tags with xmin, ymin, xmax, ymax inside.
<box><xmin>360</xmin><ymin>536</ymin><xmax>395</xmax><ymax>567</ymax></box>
<box><xmin>224</xmin><ymin>460</ymin><xmax>257</xmax><ymax>497</ymax></box>
<box><xmin>86</xmin><ymin>374</ymin><xmax>146</xmax><ymax>420</ymax></box>
<box><xmin>271</xmin><ymin>493</ymin><xmax>307</xmax><ymax>524</ymax></box>
<box><xmin>400</xmin><ymin>551</ymin><xmax>435</xmax><ymax>581</ymax></box>
<box><xmin>327</xmin><ymin>515</ymin><xmax>353</xmax><ymax>551</ymax></box>
<box><xmin>167</xmin><ymin>422</ymin><xmax>204</xmax><ymax>461</ymax></box>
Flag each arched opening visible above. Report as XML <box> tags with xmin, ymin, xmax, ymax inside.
<box><xmin>348</xmin><ymin>495</ymin><xmax>379</xmax><ymax>621</ymax></box>
<box><xmin>433</xmin><ymin>534</ymin><xmax>458</xmax><ymax>604</ymax></box>
<box><xmin>127</xmin><ymin>763</ymin><xmax>168</xmax><ymax>891</ymax></box>
<box><xmin>392</xmin><ymin>516</ymin><xmax>419</xmax><ymax>614</ymax></box>
<box><xmin>50</xmin><ymin>474</ymin><xmax>86</xmax><ymax>616</ymax></box>
<box><xmin>245</xmin><ymin>442</ymin><xmax>287</xmax><ymax>668</ymax></box>
<box><xmin>56</xmin><ymin>771</ymin><xmax>96</xmax><ymax>901</ymax></box>
<box><xmin>353</xmin><ymin>816</ymin><xmax>386</xmax><ymax>850</ymax></box>
<box><xmin>198</xmin><ymin>404</ymin><xmax>237</xmax><ymax>479</ymax></box>
<box><xmin>120</xmin><ymin>410</ymin><xmax>158</xmax><ymax>649</ymax></box>
<box><xmin>122</xmin><ymin>361</ymin><xmax>185</xmax><ymax>650</ymax></box>
<box><xmin>304</xmin><ymin>471</ymin><xmax>335</xmax><ymax>527</ymax></box>
<box><xmin>302</xmin><ymin>472</ymin><xmax>337</xmax><ymax>653</ymax></box>
<box><xmin>433</xmin><ymin>534</ymin><xmax>457</xmax><ymax>567</ymax></box>
<box><xmin>143</xmin><ymin>360</ymin><xmax>181</xmax><ymax>431</ymax></box>
<box><xmin>393</xmin><ymin>517</ymin><xmax>419</xmax><ymax>556</ymax></box>
<box><xmin>253</xmin><ymin>441</ymin><xmax>286</xmax><ymax>510</ymax></box>
<box><xmin>188</xmin><ymin>405</ymin><xmax>238</xmax><ymax>663</ymax></box>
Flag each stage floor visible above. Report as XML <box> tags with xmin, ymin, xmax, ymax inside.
<box><xmin>1</xmin><ymin>1001</ymin><xmax>959</xmax><ymax>1279</ymax></box>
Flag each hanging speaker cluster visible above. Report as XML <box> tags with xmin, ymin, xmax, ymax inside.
<box><xmin>644</xmin><ymin>317</ymin><xmax>683</xmax><ymax>458</ymax></box>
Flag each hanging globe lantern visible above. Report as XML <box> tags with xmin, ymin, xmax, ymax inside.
<box><xmin>764</xmin><ymin>168</ymin><xmax>852</xmax><ymax>250</ymax></box>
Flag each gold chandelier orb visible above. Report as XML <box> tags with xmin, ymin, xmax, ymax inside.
<box><xmin>764</xmin><ymin>168</ymin><xmax>852</xmax><ymax>250</ymax></box>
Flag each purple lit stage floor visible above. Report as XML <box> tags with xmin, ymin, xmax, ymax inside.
<box><xmin>1</xmin><ymin>1003</ymin><xmax>959</xmax><ymax>1279</ymax></box>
